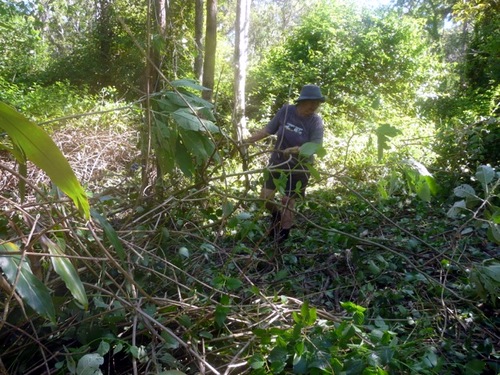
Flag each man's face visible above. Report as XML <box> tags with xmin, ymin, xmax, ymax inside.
<box><xmin>298</xmin><ymin>100</ymin><xmax>322</xmax><ymax>116</ymax></box>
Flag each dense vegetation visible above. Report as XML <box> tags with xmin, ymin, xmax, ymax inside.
<box><xmin>0</xmin><ymin>0</ymin><xmax>498</xmax><ymax>374</ymax></box>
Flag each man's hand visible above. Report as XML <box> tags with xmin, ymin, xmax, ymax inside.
<box><xmin>283</xmin><ymin>146</ymin><xmax>300</xmax><ymax>156</ymax></box>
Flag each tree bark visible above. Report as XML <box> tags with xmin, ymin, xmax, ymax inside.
<box><xmin>233</xmin><ymin>0</ymin><xmax>250</xmax><ymax>142</ymax></box>
<box><xmin>194</xmin><ymin>0</ymin><xmax>204</xmax><ymax>83</ymax></box>
<box><xmin>202</xmin><ymin>0</ymin><xmax>217</xmax><ymax>101</ymax></box>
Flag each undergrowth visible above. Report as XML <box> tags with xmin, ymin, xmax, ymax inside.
<box><xmin>1</xmin><ymin>106</ymin><xmax>499</xmax><ymax>375</ymax></box>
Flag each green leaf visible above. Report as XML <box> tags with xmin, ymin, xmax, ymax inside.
<box><xmin>225</xmin><ymin>277</ymin><xmax>243</xmax><ymax>291</ymax></box>
<box><xmin>248</xmin><ymin>353</ymin><xmax>266</xmax><ymax>369</ymax></box>
<box><xmin>91</xmin><ymin>209</ymin><xmax>126</xmax><ymax>262</ymax></box>
<box><xmin>299</xmin><ymin>142</ymin><xmax>326</xmax><ymax>157</ymax></box>
<box><xmin>490</xmin><ymin>208</ymin><xmax>500</xmax><ymax>224</ymax></box>
<box><xmin>97</xmin><ymin>341</ymin><xmax>110</xmax><ymax>356</ymax></box>
<box><xmin>171</xmin><ymin>79</ymin><xmax>209</xmax><ymax>91</ymax></box>
<box><xmin>480</xmin><ymin>261</ymin><xmax>500</xmax><ymax>282</ymax></box>
<box><xmin>464</xmin><ymin>359</ymin><xmax>486</xmax><ymax>375</ymax></box>
<box><xmin>454</xmin><ymin>184</ymin><xmax>476</xmax><ymax>198</ymax></box>
<box><xmin>175</xmin><ymin>91</ymin><xmax>215</xmax><ymax>111</ymax></box>
<box><xmin>422</xmin><ymin>348</ymin><xmax>438</xmax><ymax>368</ymax></box>
<box><xmin>376</xmin><ymin>124</ymin><xmax>401</xmax><ymax>160</ymax></box>
<box><xmin>353</xmin><ymin>311</ymin><xmax>365</xmax><ymax>325</ymax></box>
<box><xmin>174</xmin><ymin>140</ymin><xmax>194</xmax><ymax>177</ymax></box>
<box><xmin>172</xmin><ymin>109</ymin><xmax>219</xmax><ymax>133</ymax></box>
<box><xmin>178</xmin><ymin>128</ymin><xmax>213</xmax><ymax>162</ymax></box>
<box><xmin>300</xmin><ymin>301</ymin><xmax>317</xmax><ymax>326</ymax></box>
<box><xmin>178</xmin><ymin>247</ymin><xmax>190</xmax><ymax>258</ymax></box>
<box><xmin>447</xmin><ymin>200</ymin><xmax>467</xmax><ymax>219</ymax></box>
<box><xmin>129</xmin><ymin>345</ymin><xmax>148</xmax><ymax>362</ymax></box>
<box><xmin>376</xmin><ymin>123</ymin><xmax>402</xmax><ymax>138</ymax></box>
<box><xmin>155</xmin><ymin>96</ymin><xmax>181</xmax><ymax>113</ymax></box>
<box><xmin>0</xmin><ymin>102</ymin><xmax>90</xmax><ymax>219</ymax></box>
<box><xmin>0</xmin><ymin>242</ymin><xmax>56</xmax><ymax>323</ymax></box>
<box><xmin>41</xmin><ymin>236</ymin><xmax>88</xmax><ymax>309</ymax></box>
<box><xmin>160</xmin><ymin>331</ymin><xmax>180</xmax><ymax>349</ymax></box>
<box><xmin>475</xmin><ymin>165</ymin><xmax>495</xmax><ymax>190</ymax></box>
<box><xmin>153</xmin><ymin>118</ymin><xmax>177</xmax><ymax>175</ymax></box>
<box><xmin>215</xmin><ymin>294</ymin><xmax>231</xmax><ymax>327</ymax></box>
<box><xmin>340</xmin><ymin>301</ymin><xmax>366</xmax><ymax>314</ymax></box>
<box><xmin>76</xmin><ymin>353</ymin><xmax>104</xmax><ymax>375</ymax></box>
<box><xmin>487</xmin><ymin>223</ymin><xmax>500</xmax><ymax>244</ymax></box>
<box><xmin>268</xmin><ymin>346</ymin><xmax>288</xmax><ymax>363</ymax></box>
<box><xmin>307</xmin><ymin>164</ymin><xmax>321</xmax><ymax>180</ymax></box>
<box><xmin>293</xmin><ymin>354</ymin><xmax>308</xmax><ymax>374</ymax></box>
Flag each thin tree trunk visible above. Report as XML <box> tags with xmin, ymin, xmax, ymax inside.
<box><xmin>233</xmin><ymin>0</ymin><xmax>250</xmax><ymax>142</ymax></box>
<box><xmin>194</xmin><ymin>0</ymin><xmax>204</xmax><ymax>83</ymax></box>
<box><xmin>202</xmin><ymin>0</ymin><xmax>217</xmax><ymax>101</ymax></box>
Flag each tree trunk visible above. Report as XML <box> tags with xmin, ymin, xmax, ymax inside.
<box><xmin>202</xmin><ymin>0</ymin><xmax>217</xmax><ymax>101</ymax></box>
<box><xmin>97</xmin><ymin>0</ymin><xmax>113</xmax><ymax>87</ymax></box>
<box><xmin>194</xmin><ymin>0</ymin><xmax>204</xmax><ymax>83</ymax></box>
<box><xmin>233</xmin><ymin>0</ymin><xmax>250</xmax><ymax>142</ymax></box>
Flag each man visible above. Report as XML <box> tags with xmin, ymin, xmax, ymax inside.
<box><xmin>244</xmin><ymin>84</ymin><xmax>325</xmax><ymax>243</ymax></box>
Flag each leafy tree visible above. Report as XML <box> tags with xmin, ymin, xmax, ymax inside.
<box><xmin>394</xmin><ymin>0</ymin><xmax>456</xmax><ymax>41</ymax></box>
<box><xmin>453</xmin><ymin>0</ymin><xmax>500</xmax><ymax>92</ymax></box>
<box><xmin>247</xmin><ymin>0</ymin><xmax>443</xmax><ymax>126</ymax></box>
<box><xmin>0</xmin><ymin>1</ymin><xmax>50</xmax><ymax>84</ymax></box>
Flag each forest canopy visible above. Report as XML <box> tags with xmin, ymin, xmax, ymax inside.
<box><xmin>0</xmin><ymin>0</ymin><xmax>499</xmax><ymax>374</ymax></box>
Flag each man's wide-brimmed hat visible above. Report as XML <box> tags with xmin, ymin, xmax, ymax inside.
<box><xmin>296</xmin><ymin>84</ymin><xmax>325</xmax><ymax>102</ymax></box>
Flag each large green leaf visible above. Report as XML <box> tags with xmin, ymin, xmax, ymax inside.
<box><xmin>376</xmin><ymin>124</ymin><xmax>402</xmax><ymax>161</ymax></box>
<box><xmin>475</xmin><ymin>165</ymin><xmax>495</xmax><ymax>187</ymax></box>
<box><xmin>178</xmin><ymin>128</ymin><xmax>213</xmax><ymax>162</ymax></box>
<box><xmin>40</xmin><ymin>236</ymin><xmax>89</xmax><ymax>309</ymax></box>
<box><xmin>172</xmin><ymin>108</ymin><xmax>219</xmax><ymax>133</ymax></box>
<box><xmin>170</xmin><ymin>78</ymin><xmax>209</xmax><ymax>91</ymax></box>
<box><xmin>153</xmin><ymin>117</ymin><xmax>177</xmax><ymax>174</ymax></box>
<box><xmin>76</xmin><ymin>353</ymin><xmax>104</xmax><ymax>375</ymax></box>
<box><xmin>0</xmin><ymin>102</ymin><xmax>90</xmax><ymax>219</ymax></box>
<box><xmin>174</xmin><ymin>139</ymin><xmax>194</xmax><ymax>177</ymax></box>
<box><xmin>299</xmin><ymin>142</ymin><xmax>326</xmax><ymax>157</ymax></box>
<box><xmin>0</xmin><ymin>242</ymin><xmax>56</xmax><ymax>323</ymax></box>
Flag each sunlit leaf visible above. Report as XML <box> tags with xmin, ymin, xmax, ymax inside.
<box><xmin>299</xmin><ymin>142</ymin><xmax>326</xmax><ymax>157</ymax></box>
<box><xmin>0</xmin><ymin>102</ymin><xmax>89</xmax><ymax>218</ymax></box>
<box><xmin>40</xmin><ymin>236</ymin><xmax>88</xmax><ymax>309</ymax></box>
<box><xmin>178</xmin><ymin>247</ymin><xmax>190</xmax><ymax>258</ymax></box>
<box><xmin>173</xmin><ymin>108</ymin><xmax>219</xmax><ymax>133</ymax></box>
<box><xmin>340</xmin><ymin>301</ymin><xmax>366</xmax><ymax>313</ymax></box>
<box><xmin>454</xmin><ymin>184</ymin><xmax>476</xmax><ymax>198</ymax></box>
<box><xmin>76</xmin><ymin>353</ymin><xmax>104</xmax><ymax>375</ymax></box>
<box><xmin>476</xmin><ymin>165</ymin><xmax>495</xmax><ymax>190</ymax></box>
<box><xmin>248</xmin><ymin>353</ymin><xmax>266</xmax><ymax>369</ymax></box>
<box><xmin>0</xmin><ymin>242</ymin><xmax>56</xmax><ymax>323</ymax></box>
<box><xmin>171</xmin><ymin>79</ymin><xmax>209</xmax><ymax>91</ymax></box>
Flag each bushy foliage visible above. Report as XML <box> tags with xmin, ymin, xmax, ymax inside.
<box><xmin>2</xmin><ymin>85</ymin><xmax>499</xmax><ymax>374</ymax></box>
<box><xmin>2</xmin><ymin>0</ymin><xmax>500</xmax><ymax>374</ymax></box>
<box><xmin>247</xmin><ymin>1</ymin><xmax>444</xmax><ymax>124</ymax></box>
<box><xmin>0</xmin><ymin>1</ymin><xmax>51</xmax><ymax>83</ymax></box>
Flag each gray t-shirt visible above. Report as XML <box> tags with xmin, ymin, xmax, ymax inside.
<box><xmin>265</xmin><ymin>104</ymin><xmax>324</xmax><ymax>169</ymax></box>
